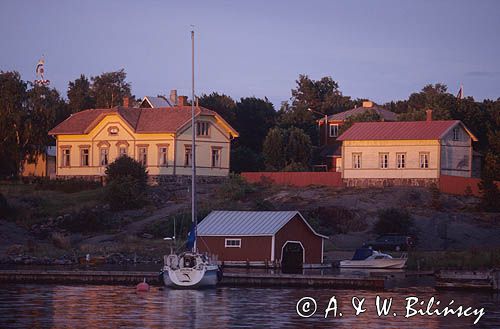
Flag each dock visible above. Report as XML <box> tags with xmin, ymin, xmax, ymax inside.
<box><xmin>0</xmin><ymin>269</ymin><xmax>385</xmax><ymax>289</ymax></box>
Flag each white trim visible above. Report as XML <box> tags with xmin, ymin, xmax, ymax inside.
<box><xmin>281</xmin><ymin>240</ymin><xmax>305</xmax><ymax>265</ymax></box>
<box><xmin>271</xmin><ymin>235</ymin><xmax>275</xmax><ymax>261</ymax></box>
<box><xmin>273</xmin><ymin>212</ymin><xmax>329</xmax><ymax>240</ymax></box>
<box><xmin>224</xmin><ymin>238</ymin><xmax>241</xmax><ymax>248</ymax></box>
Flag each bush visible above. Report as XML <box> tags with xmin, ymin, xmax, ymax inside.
<box><xmin>374</xmin><ymin>208</ymin><xmax>414</xmax><ymax>235</ymax></box>
<box><xmin>282</xmin><ymin>161</ymin><xmax>309</xmax><ymax>172</ymax></box>
<box><xmin>105</xmin><ymin>155</ymin><xmax>148</xmax><ymax>186</ymax></box>
<box><xmin>105</xmin><ymin>156</ymin><xmax>148</xmax><ymax>211</ymax></box>
<box><xmin>57</xmin><ymin>207</ymin><xmax>118</xmax><ymax>233</ymax></box>
<box><xmin>429</xmin><ymin>183</ymin><xmax>442</xmax><ymax>209</ymax></box>
<box><xmin>0</xmin><ymin>192</ymin><xmax>9</xmax><ymax>218</ymax></box>
<box><xmin>216</xmin><ymin>174</ymin><xmax>254</xmax><ymax>201</ymax></box>
<box><xmin>307</xmin><ymin>206</ymin><xmax>365</xmax><ymax>235</ymax></box>
<box><xmin>106</xmin><ymin>176</ymin><xmax>147</xmax><ymax>211</ymax></box>
<box><xmin>34</xmin><ymin>178</ymin><xmax>101</xmax><ymax>193</ymax></box>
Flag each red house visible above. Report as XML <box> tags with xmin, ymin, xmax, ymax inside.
<box><xmin>197</xmin><ymin>211</ymin><xmax>328</xmax><ymax>268</ymax></box>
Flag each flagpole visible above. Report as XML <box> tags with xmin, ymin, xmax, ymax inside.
<box><xmin>191</xmin><ymin>28</ymin><xmax>197</xmax><ymax>253</ymax></box>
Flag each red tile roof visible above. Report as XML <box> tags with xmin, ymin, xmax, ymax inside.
<box><xmin>49</xmin><ymin>106</ymin><xmax>236</xmax><ymax>136</ymax></box>
<box><xmin>337</xmin><ymin>120</ymin><xmax>477</xmax><ymax>141</ymax></box>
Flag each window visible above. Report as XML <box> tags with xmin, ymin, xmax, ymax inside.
<box><xmin>329</xmin><ymin>124</ymin><xmax>339</xmax><ymax>137</ymax></box>
<box><xmin>62</xmin><ymin>148</ymin><xmax>71</xmax><ymax>167</ymax></box>
<box><xmin>119</xmin><ymin>146</ymin><xmax>127</xmax><ymax>157</ymax></box>
<box><xmin>138</xmin><ymin>147</ymin><xmax>147</xmax><ymax>166</ymax></box>
<box><xmin>353</xmin><ymin>153</ymin><xmax>362</xmax><ymax>169</ymax></box>
<box><xmin>184</xmin><ymin>147</ymin><xmax>192</xmax><ymax>166</ymax></box>
<box><xmin>108</xmin><ymin>126</ymin><xmax>119</xmax><ymax>136</ymax></box>
<box><xmin>453</xmin><ymin>127</ymin><xmax>460</xmax><ymax>141</ymax></box>
<box><xmin>397</xmin><ymin>153</ymin><xmax>406</xmax><ymax>169</ymax></box>
<box><xmin>80</xmin><ymin>148</ymin><xmax>89</xmax><ymax>166</ymax></box>
<box><xmin>196</xmin><ymin>121</ymin><xmax>210</xmax><ymax>136</ymax></box>
<box><xmin>159</xmin><ymin>147</ymin><xmax>168</xmax><ymax>166</ymax></box>
<box><xmin>379</xmin><ymin>153</ymin><xmax>388</xmax><ymax>169</ymax></box>
<box><xmin>211</xmin><ymin>148</ymin><xmax>221</xmax><ymax>167</ymax></box>
<box><xmin>100</xmin><ymin>148</ymin><xmax>109</xmax><ymax>166</ymax></box>
<box><xmin>225</xmin><ymin>238</ymin><xmax>241</xmax><ymax>248</ymax></box>
<box><xmin>420</xmin><ymin>153</ymin><xmax>429</xmax><ymax>169</ymax></box>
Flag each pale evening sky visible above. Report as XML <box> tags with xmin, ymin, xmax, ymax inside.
<box><xmin>1</xmin><ymin>0</ymin><xmax>499</xmax><ymax>109</ymax></box>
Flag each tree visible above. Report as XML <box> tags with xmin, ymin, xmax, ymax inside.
<box><xmin>198</xmin><ymin>92</ymin><xmax>236</xmax><ymax>125</ymax></box>
<box><xmin>68</xmin><ymin>74</ymin><xmax>95</xmax><ymax>113</ymax></box>
<box><xmin>91</xmin><ymin>69</ymin><xmax>132</xmax><ymax>108</ymax></box>
<box><xmin>397</xmin><ymin>83</ymin><xmax>456</xmax><ymax>121</ymax></box>
<box><xmin>285</xmin><ymin>127</ymin><xmax>312</xmax><ymax>166</ymax></box>
<box><xmin>0</xmin><ymin>71</ymin><xmax>28</xmax><ymax>177</ymax></box>
<box><xmin>263</xmin><ymin>127</ymin><xmax>286</xmax><ymax>170</ymax></box>
<box><xmin>229</xmin><ymin>144</ymin><xmax>264</xmax><ymax>173</ymax></box>
<box><xmin>478</xmin><ymin>153</ymin><xmax>500</xmax><ymax>212</ymax></box>
<box><xmin>338</xmin><ymin>110</ymin><xmax>382</xmax><ymax>135</ymax></box>
<box><xmin>234</xmin><ymin>97</ymin><xmax>276</xmax><ymax>153</ymax></box>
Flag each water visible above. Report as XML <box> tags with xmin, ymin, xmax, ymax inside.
<box><xmin>0</xmin><ymin>284</ymin><xmax>499</xmax><ymax>328</ymax></box>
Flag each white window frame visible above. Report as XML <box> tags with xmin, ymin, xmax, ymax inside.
<box><xmin>80</xmin><ymin>148</ymin><xmax>90</xmax><ymax>167</ymax></box>
<box><xmin>379</xmin><ymin>153</ymin><xmax>388</xmax><ymax>169</ymax></box>
<box><xmin>211</xmin><ymin>148</ymin><xmax>221</xmax><ymax>168</ymax></box>
<box><xmin>396</xmin><ymin>153</ymin><xmax>406</xmax><ymax>169</ymax></box>
<box><xmin>353</xmin><ymin>153</ymin><xmax>362</xmax><ymax>169</ymax></box>
<box><xmin>158</xmin><ymin>146</ymin><xmax>168</xmax><ymax>167</ymax></box>
<box><xmin>184</xmin><ymin>146</ymin><xmax>192</xmax><ymax>166</ymax></box>
<box><xmin>196</xmin><ymin>121</ymin><xmax>210</xmax><ymax>137</ymax></box>
<box><xmin>419</xmin><ymin>152</ymin><xmax>429</xmax><ymax>169</ymax></box>
<box><xmin>225</xmin><ymin>238</ymin><xmax>241</xmax><ymax>248</ymax></box>
<box><xmin>138</xmin><ymin>147</ymin><xmax>148</xmax><ymax>166</ymax></box>
<box><xmin>119</xmin><ymin>146</ymin><xmax>127</xmax><ymax>157</ymax></box>
<box><xmin>329</xmin><ymin>124</ymin><xmax>339</xmax><ymax>137</ymax></box>
<box><xmin>62</xmin><ymin>148</ymin><xmax>71</xmax><ymax>167</ymax></box>
<box><xmin>100</xmin><ymin>148</ymin><xmax>109</xmax><ymax>166</ymax></box>
<box><xmin>453</xmin><ymin>127</ymin><xmax>460</xmax><ymax>141</ymax></box>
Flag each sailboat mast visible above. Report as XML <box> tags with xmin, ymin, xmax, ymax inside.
<box><xmin>191</xmin><ymin>28</ymin><xmax>197</xmax><ymax>252</ymax></box>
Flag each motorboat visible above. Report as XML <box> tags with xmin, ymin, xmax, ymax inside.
<box><xmin>339</xmin><ymin>248</ymin><xmax>407</xmax><ymax>269</ymax></box>
<box><xmin>161</xmin><ymin>251</ymin><xmax>220</xmax><ymax>288</ymax></box>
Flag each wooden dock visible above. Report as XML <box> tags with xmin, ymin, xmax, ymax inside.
<box><xmin>436</xmin><ymin>270</ymin><xmax>499</xmax><ymax>291</ymax></box>
<box><xmin>0</xmin><ymin>269</ymin><xmax>385</xmax><ymax>289</ymax></box>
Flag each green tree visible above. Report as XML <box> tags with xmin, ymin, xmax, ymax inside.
<box><xmin>198</xmin><ymin>92</ymin><xmax>237</xmax><ymax>125</ymax></box>
<box><xmin>479</xmin><ymin>153</ymin><xmax>500</xmax><ymax>212</ymax></box>
<box><xmin>263</xmin><ymin>127</ymin><xmax>286</xmax><ymax>170</ymax></box>
<box><xmin>285</xmin><ymin>126</ymin><xmax>312</xmax><ymax>166</ymax></box>
<box><xmin>91</xmin><ymin>69</ymin><xmax>132</xmax><ymax>108</ymax></box>
<box><xmin>68</xmin><ymin>74</ymin><xmax>95</xmax><ymax>113</ymax></box>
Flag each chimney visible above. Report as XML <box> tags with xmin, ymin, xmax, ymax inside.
<box><xmin>123</xmin><ymin>96</ymin><xmax>130</xmax><ymax>107</ymax></box>
<box><xmin>178</xmin><ymin>95</ymin><xmax>187</xmax><ymax>106</ymax></box>
<box><xmin>426</xmin><ymin>109</ymin><xmax>433</xmax><ymax>122</ymax></box>
<box><xmin>169</xmin><ymin>89</ymin><xmax>178</xmax><ymax>106</ymax></box>
<box><xmin>362</xmin><ymin>101</ymin><xmax>373</xmax><ymax>108</ymax></box>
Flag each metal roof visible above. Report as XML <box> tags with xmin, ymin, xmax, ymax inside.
<box><xmin>198</xmin><ymin>210</ymin><xmax>328</xmax><ymax>238</ymax></box>
<box><xmin>143</xmin><ymin>96</ymin><xmax>172</xmax><ymax>108</ymax></box>
<box><xmin>321</xmin><ymin>106</ymin><xmax>397</xmax><ymax>122</ymax></box>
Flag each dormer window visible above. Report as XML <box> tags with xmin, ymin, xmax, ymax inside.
<box><xmin>196</xmin><ymin>121</ymin><xmax>210</xmax><ymax>137</ymax></box>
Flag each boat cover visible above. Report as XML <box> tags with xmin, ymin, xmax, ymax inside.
<box><xmin>352</xmin><ymin>248</ymin><xmax>373</xmax><ymax>260</ymax></box>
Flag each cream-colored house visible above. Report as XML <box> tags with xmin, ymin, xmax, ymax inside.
<box><xmin>337</xmin><ymin>114</ymin><xmax>477</xmax><ymax>186</ymax></box>
<box><xmin>48</xmin><ymin>99</ymin><xmax>238</xmax><ymax>179</ymax></box>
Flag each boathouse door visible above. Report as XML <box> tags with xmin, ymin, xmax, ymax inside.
<box><xmin>281</xmin><ymin>241</ymin><xmax>304</xmax><ymax>273</ymax></box>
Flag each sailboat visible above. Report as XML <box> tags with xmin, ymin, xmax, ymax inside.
<box><xmin>160</xmin><ymin>29</ymin><xmax>221</xmax><ymax>289</ymax></box>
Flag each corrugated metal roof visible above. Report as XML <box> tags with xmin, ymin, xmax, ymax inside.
<box><xmin>336</xmin><ymin>120</ymin><xmax>472</xmax><ymax>141</ymax></box>
<box><xmin>322</xmin><ymin>106</ymin><xmax>397</xmax><ymax>122</ymax></box>
<box><xmin>143</xmin><ymin>96</ymin><xmax>172</xmax><ymax>108</ymax></box>
<box><xmin>198</xmin><ymin>210</ymin><xmax>327</xmax><ymax>238</ymax></box>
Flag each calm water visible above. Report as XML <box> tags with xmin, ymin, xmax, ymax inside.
<box><xmin>0</xmin><ymin>284</ymin><xmax>499</xmax><ymax>328</ymax></box>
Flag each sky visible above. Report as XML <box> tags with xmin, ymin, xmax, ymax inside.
<box><xmin>1</xmin><ymin>0</ymin><xmax>500</xmax><ymax>109</ymax></box>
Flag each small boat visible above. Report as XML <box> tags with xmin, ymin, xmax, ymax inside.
<box><xmin>161</xmin><ymin>252</ymin><xmax>220</xmax><ymax>288</ymax></box>
<box><xmin>339</xmin><ymin>248</ymin><xmax>407</xmax><ymax>269</ymax></box>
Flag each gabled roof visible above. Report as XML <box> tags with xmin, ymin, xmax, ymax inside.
<box><xmin>324</xmin><ymin>105</ymin><xmax>397</xmax><ymax>122</ymax></box>
<box><xmin>337</xmin><ymin>120</ymin><xmax>478</xmax><ymax>141</ymax></box>
<box><xmin>140</xmin><ymin>96</ymin><xmax>172</xmax><ymax>108</ymax></box>
<box><xmin>198</xmin><ymin>210</ymin><xmax>328</xmax><ymax>239</ymax></box>
<box><xmin>49</xmin><ymin>106</ymin><xmax>239</xmax><ymax>137</ymax></box>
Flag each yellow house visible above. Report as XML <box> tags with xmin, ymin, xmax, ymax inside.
<box><xmin>48</xmin><ymin>100</ymin><xmax>238</xmax><ymax>179</ymax></box>
<box><xmin>21</xmin><ymin>146</ymin><xmax>56</xmax><ymax>178</ymax></box>
<box><xmin>337</xmin><ymin>112</ymin><xmax>478</xmax><ymax>186</ymax></box>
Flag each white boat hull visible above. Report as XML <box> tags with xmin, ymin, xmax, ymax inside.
<box><xmin>339</xmin><ymin>259</ymin><xmax>407</xmax><ymax>269</ymax></box>
<box><xmin>162</xmin><ymin>265</ymin><xmax>219</xmax><ymax>289</ymax></box>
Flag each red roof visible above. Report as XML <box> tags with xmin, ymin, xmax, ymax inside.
<box><xmin>337</xmin><ymin>120</ymin><xmax>477</xmax><ymax>141</ymax></box>
<box><xmin>49</xmin><ymin>106</ymin><xmax>236</xmax><ymax>136</ymax></box>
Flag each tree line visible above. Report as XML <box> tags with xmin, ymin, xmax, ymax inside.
<box><xmin>1</xmin><ymin>70</ymin><xmax>498</xmax><ymax>190</ymax></box>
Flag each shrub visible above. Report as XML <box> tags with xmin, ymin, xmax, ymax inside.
<box><xmin>282</xmin><ymin>161</ymin><xmax>309</xmax><ymax>172</ymax></box>
<box><xmin>374</xmin><ymin>208</ymin><xmax>414</xmax><ymax>235</ymax></box>
<box><xmin>0</xmin><ymin>192</ymin><xmax>10</xmax><ymax>218</ymax></box>
<box><xmin>57</xmin><ymin>207</ymin><xmax>118</xmax><ymax>233</ymax></box>
<box><xmin>105</xmin><ymin>155</ymin><xmax>148</xmax><ymax>186</ymax></box>
<box><xmin>216</xmin><ymin>174</ymin><xmax>254</xmax><ymax>201</ymax></box>
<box><xmin>429</xmin><ymin>183</ymin><xmax>442</xmax><ymax>209</ymax></box>
<box><xmin>34</xmin><ymin>178</ymin><xmax>101</xmax><ymax>193</ymax></box>
<box><xmin>307</xmin><ymin>206</ymin><xmax>365</xmax><ymax>235</ymax></box>
<box><xmin>105</xmin><ymin>156</ymin><xmax>148</xmax><ymax>211</ymax></box>
<box><xmin>143</xmin><ymin>209</ymin><xmax>210</xmax><ymax>239</ymax></box>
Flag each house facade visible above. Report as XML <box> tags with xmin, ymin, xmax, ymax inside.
<box><xmin>48</xmin><ymin>98</ymin><xmax>238</xmax><ymax>179</ymax></box>
<box><xmin>21</xmin><ymin>146</ymin><xmax>56</xmax><ymax>178</ymax></box>
<box><xmin>337</xmin><ymin>112</ymin><xmax>477</xmax><ymax>186</ymax></box>
<box><xmin>317</xmin><ymin>101</ymin><xmax>397</xmax><ymax>171</ymax></box>
<box><xmin>197</xmin><ymin>211</ymin><xmax>328</xmax><ymax>268</ymax></box>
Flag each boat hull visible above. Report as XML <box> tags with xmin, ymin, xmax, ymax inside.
<box><xmin>339</xmin><ymin>259</ymin><xmax>407</xmax><ymax>269</ymax></box>
<box><xmin>162</xmin><ymin>265</ymin><xmax>219</xmax><ymax>289</ymax></box>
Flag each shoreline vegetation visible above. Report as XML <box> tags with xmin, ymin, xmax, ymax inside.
<box><xmin>1</xmin><ymin>176</ymin><xmax>499</xmax><ymax>271</ymax></box>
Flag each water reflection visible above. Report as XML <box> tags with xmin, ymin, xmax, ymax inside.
<box><xmin>0</xmin><ymin>284</ymin><xmax>498</xmax><ymax>328</ymax></box>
